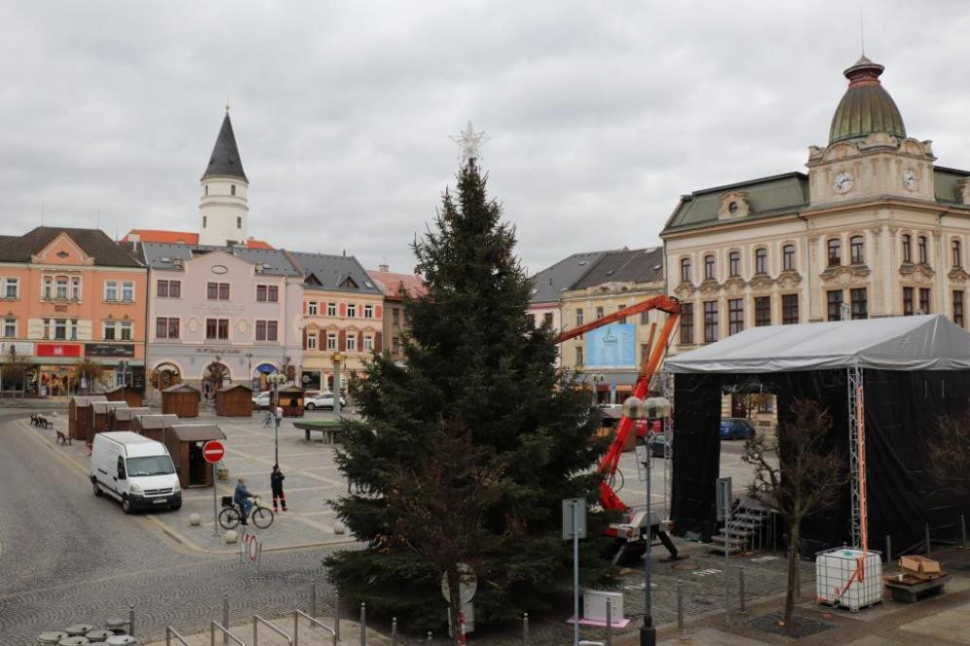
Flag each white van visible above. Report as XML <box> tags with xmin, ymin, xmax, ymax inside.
<box><xmin>90</xmin><ymin>432</ymin><xmax>182</xmax><ymax>513</ymax></box>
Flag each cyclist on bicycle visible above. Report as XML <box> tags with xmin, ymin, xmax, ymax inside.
<box><xmin>233</xmin><ymin>478</ymin><xmax>254</xmax><ymax>525</ymax></box>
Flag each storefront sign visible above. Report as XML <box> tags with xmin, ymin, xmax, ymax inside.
<box><xmin>194</xmin><ymin>347</ymin><xmax>242</xmax><ymax>355</ymax></box>
<box><xmin>36</xmin><ymin>343</ymin><xmax>82</xmax><ymax>358</ymax></box>
<box><xmin>85</xmin><ymin>343</ymin><xmax>135</xmax><ymax>358</ymax></box>
<box><xmin>0</xmin><ymin>342</ymin><xmax>34</xmax><ymax>357</ymax></box>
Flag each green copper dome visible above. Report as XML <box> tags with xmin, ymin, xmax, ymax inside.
<box><xmin>829</xmin><ymin>56</ymin><xmax>906</xmax><ymax>144</ymax></box>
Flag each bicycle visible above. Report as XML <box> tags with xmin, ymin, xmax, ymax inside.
<box><xmin>219</xmin><ymin>495</ymin><xmax>275</xmax><ymax>529</ymax></box>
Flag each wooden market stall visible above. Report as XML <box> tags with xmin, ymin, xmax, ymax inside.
<box><xmin>91</xmin><ymin>401</ymin><xmax>129</xmax><ymax>441</ymax></box>
<box><xmin>110</xmin><ymin>407</ymin><xmax>152</xmax><ymax>431</ymax></box>
<box><xmin>164</xmin><ymin>423</ymin><xmax>228</xmax><ymax>488</ymax></box>
<box><xmin>215</xmin><ymin>384</ymin><xmax>253</xmax><ymax>417</ymax></box>
<box><xmin>277</xmin><ymin>385</ymin><xmax>305</xmax><ymax>417</ymax></box>
<box><xmin>69</xmin><ymin>395</ymin><xmax>107</xmax><ymax>441</ymax></box>
<box><xmin>104</xmin><ymin>385</ymin><xmax>145</xmax><ymax>408</ymax></box>
<box><xmin>131</xmin><ymin>414</ymin><xmax>179</xmax><ymax>443</ymax></box>
<box><xmin>161</xmin><ymin>383</ymin><xmax>201</xmax><ymax>418</ymax></box>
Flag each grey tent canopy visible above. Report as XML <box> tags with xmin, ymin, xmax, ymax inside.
<box><xmin>665</xmin><ymin>315</ymin><xmax>970</xmax><ymax>374</ymax></box>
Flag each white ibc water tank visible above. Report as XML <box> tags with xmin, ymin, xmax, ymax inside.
<box><xmin>815</xmin><ymin>547</ymin><xmax>882</xmax><ymax>610</ymax></box>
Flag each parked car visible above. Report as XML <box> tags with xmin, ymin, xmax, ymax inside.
<box><xmin>252</xmin><ymin>391</ymin><xmax>272</xmax><ymax>409</ymax></box>
<box><xmin>305</xmin><ymin>391</ymin><xmax>347</xmax><ymax>410</ymax></box>
<box><xmin>90</xmin><ymin>432</ymin><xmax>181</xmax><ymax>513</ymax></box>
<box><xmin>719</xmin><ymin>418</ymin><xmax>756</xmax><ymax>440</ymax></box>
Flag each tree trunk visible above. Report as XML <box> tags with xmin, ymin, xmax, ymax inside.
<box><xmin>447</xmin><ymin>568</ymin><xmax>462</xmax><ymax>646</ymax></box>
<box><xmin>784</xmin><ymin>519</ymin><xmax>800</xmax><ymax>631</ymax></box>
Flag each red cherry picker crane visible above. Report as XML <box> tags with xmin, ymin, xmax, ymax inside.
<box><xmin>557</xmin><ymin>294</ymin><xmax>681</xmax><ymax>561</ymax></box>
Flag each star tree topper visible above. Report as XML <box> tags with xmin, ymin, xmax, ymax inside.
<box><xmin>451</xmin><ymin>121</ymin><xmax>487</xmax><ymax>166</ymax></box>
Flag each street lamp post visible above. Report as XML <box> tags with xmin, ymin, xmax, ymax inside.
<box><xmin>590</xmin><ymin>373</ymin><xmax>606</xmax><ymax>407</ymax></box>
<box><xmin>624</xmin><ymin>395</ymin><xmax>672</xmax><ymax>646</ymax></box>
<box><xmin>266</xmin><ymin>371</ymin><xmax>286</xmax><ymax>466</ymax></box>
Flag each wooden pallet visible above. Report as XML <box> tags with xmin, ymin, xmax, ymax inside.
<box><xmin>884</xmin><ymin>573</ymin><xmax>947</xmax><ymax>603</ymax></box>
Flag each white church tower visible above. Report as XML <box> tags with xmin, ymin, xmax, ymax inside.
<box><xmin>198</xmin><ymin>111</ymin><xmax>249</xmax><ymax>246</ymax></box>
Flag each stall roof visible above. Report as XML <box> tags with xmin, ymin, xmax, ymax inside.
<box><xmin>163</xmin><ymin>383</ymin><xmax>200</xmax><ymax>393</ymax></box>
<box><xmin>169</xmin><ymin>424</ymin><xmax>227</xmax><ymax>442</ymax></box>
<box><xmin>136</xmin><ymin>414</ymin><xmax>179</xmax><ymax>429</ymax></box>
<box><xmin>92</xmin><ymin>401</ymin><xmax>128</xmax><ymax>414</ymax></box>
<box><xmin>113</xmin><ymin>407</ymin><xmax>152</xmax><ymax>421</ymax></box>
<box><xmin>71</xmin><ymin>395</ymin><xmax>108</xmax><ymax>408</ymax></box>
<box><xmin>218</xmin><ymin>383</ymin><xmax>252</xmax><ymax>393</ymax></box>
<box><xmin>666</xmin><ymin>315</ymin><xmax>970</xmax><ymax>374</ymax></box>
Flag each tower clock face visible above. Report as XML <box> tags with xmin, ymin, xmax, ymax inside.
<box><xmin>833</xmin><ymin>171</ymin><xmax>854</xmax><ymax>194</ymax></box>
<box><xmin>903</xmin><ymin>169</ymin><xmax>918</xmax><ymax>191</ymax></box>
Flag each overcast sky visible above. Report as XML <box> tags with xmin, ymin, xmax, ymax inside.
<box><xmin>1</xmin><ymin>1</ymin><xmax>968</xmax><ymax>275</ymax></box>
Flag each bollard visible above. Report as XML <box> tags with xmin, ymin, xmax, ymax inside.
<box><xmin>391</xmin><ymin>617</ymin><xmax>398</xmax><ymax>646</ymax></box>
<box><xmin>886</xmin><ymin>535</ymin><xmax>892</xmax><ymax>564</ymax></box>
<box><xmin>962</xmin><ymin>515</ymin><xmax>967</xmax><ymax>549</ymax></box>
<box><xmin>334</xmin><ymin>589</ymin><xmax>341</xmax><ymax>640</ymax></box>
<box><xmin>739</xmin><ymin>567</ymin><xmax>746</xmax><ymax>614</ymax></box>
<box><xmin>677</xmin><ymin>581</ymin><xmax>685</xmax><ymax>636</ymax></box>
<box><xmin>523</xmin><ymin>612</ymin><xmax>530</xmax><ymax>645</ymax></box>
<box><xmin>605</xmin><ymin>598</ymin><xmax>612</xmax><ymax>646</ymax></box>
<box><xmin>222</xmin><ymin>593</ymin><xmax>229</xmax><ymax>646</ymax></box>
<box><xmin>925</xmin><ymin>523</ymin><xmax>932</xmax><ymax>556</ymax></box>
<box><xmin>129</xmin><ymin>603</ymin><xmax>135</xmax><ymax>638</ymax></box>
<box><xmin>310</xmin><ymin>582</ymin><xmax>317</xmax><ymax>620</ymax></box>
<box><xmin>427</xmin><ymin>631</ymin><xmax>433</xmax><ymax>643</ymax></box>
<box><xmin>360</xmin><ymin>602</ymin><xmax>367</xmax><ymax>646</ymax></box>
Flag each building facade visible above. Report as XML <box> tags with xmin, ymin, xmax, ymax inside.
<box><xmin>558</xmin><ymin>247</ymin><xmax>666</xmax><ymax>402</ymax></box>
<box><xmin>289</xmin><ymin>252</ymin><xmax>384</xmax><ymax>391</ymax></box>
<box><xmin>0</xmin><ymin>227</ymin><xmax>147</xmax><ymax>396</ymax></box>
<box><xmin>141</xmin><ymin>243</ymin><xmax>304</xmax><ymax>400</ymax></box>
<box><xmin>662</xmin><ymin>56</ymin><xmax>970</xmax><ymax>355</ymax></box>
<box><xmin>366</xmin><ymin>265</ymin><xmax>426</xmax><ymax>361</ymax></box>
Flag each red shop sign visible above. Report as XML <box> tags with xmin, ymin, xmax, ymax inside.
<box><xmin>36</xmin><ymin>343</ymin><xmax>82</xmax><ymax>358</ymax></box>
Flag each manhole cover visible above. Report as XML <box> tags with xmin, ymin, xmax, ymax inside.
<box><xmin>745</xmin><ymin>611</ymin><xmax>834</xmax><ymax>639</ymax></box>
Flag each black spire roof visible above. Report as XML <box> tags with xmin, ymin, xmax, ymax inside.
<box><xmin>202</xmin><ymin>112</ymin><xmax>247</xmax><ymax>181</ymax></box>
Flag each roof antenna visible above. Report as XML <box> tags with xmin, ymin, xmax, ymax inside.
<box><xmin>97</xmin><ymin>210</ymin><xmax>101</xmax><ymax>230</ymax></box>
<box><xmin>41</xmin><ymin>204</ymin><xmax>45</xmax><ymax>226</ymax></box>
<box><xmin>859</xmin><ymin>6</ymin><xmax>865</xmax><ymax>56</ymax></box>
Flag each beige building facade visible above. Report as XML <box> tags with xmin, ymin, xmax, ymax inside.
<box><xmin>662</xmin><ymin>56</ymin><xmax>970</xmax><ymax>355</ymax></box>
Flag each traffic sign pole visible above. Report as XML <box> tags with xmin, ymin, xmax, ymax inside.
<box><xmin>203</xmin><ymin>440</ymin><xmax>226</xmax><ymax>537</ymax></box>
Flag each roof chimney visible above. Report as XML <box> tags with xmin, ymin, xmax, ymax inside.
<box><xmin>379</xmin><ymin>264</ymin><xmax>389</xmax><ymax>272</ymax></box>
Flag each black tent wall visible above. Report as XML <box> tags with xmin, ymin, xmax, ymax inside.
<box><xmin>671</xmin><ymin>368</ymin><xmax>970</xmax><ymax>555</ymax></box>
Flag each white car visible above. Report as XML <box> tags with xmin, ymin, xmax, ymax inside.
<box><xmin>252</xmin><ymin>391</ymin><xmax>272</xmax><ymax>409</ymax></box>
<box><xmin>305</xmin><ymin>391</ymin><xmax>346</xmax><ymax>410</ymax></box>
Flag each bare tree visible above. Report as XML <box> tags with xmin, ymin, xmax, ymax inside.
<box><xmin>0</xmin><ymin>346</ymin><xmax>31</xmax><ymax>395</ymax></box>
<box><xmin>928</xmin><ymin>411</ymin><xmax>970</xmax><ymax>499</ymax></box>
<box><xmin>72</xmin><ymin>358</ymin><xmax>108</xmax><ymax>394</ymax></box>
<box><xmin>385</xmin><ymin>419</ymin><xmax>509</xmax><ymax>645</ymax></box>
<box><xmin>742</xmin><ymin>399</ymin><xmax>846</xmax><ymax>630</ymax></box>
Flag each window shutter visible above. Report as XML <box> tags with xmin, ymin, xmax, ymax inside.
<box><xmin>339</xmin><ymin>303</ymin><xmax>347</xmax><ymax>317</ymax></box>
<box><xmin>303</xmin><ymin>328</ymin><xmax>307</xmax><ymax>350</ymax></box>
<box><xmin>375</xmin><ymin>331</ymin><xmax>383</xmax><ymax>351</ymax></box>
<box><xmin>375</xmin><ymin>305</ymin><xmax>383</xmax><ymax>319</ymax></box>
<box><xmin>357</xmin><ymin>331</ymin><xmax>364</xmax><ymax>351</ymax></box>
<box><xmin>338</xmin><ymin>329</ymin><xmax>346</xmax><ymax>352</ymax></box>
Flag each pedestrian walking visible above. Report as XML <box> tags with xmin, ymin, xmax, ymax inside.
<box><xmin>234</xmin><ymin>477</ymin><xmax>254</xmax><ymax>525</ymax></box>
<box><xmin>271</xmin><ymin>464</ymin><xmax>287</xmax><ymax>512</ymax></box>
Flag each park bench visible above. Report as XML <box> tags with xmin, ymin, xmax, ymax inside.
<box><xmin>32</xmin><ymin>414</ymin><xmax>52</xmax><ymax>429</ymax></box>
<box><xmin>56</xmin><ymin>429</ymin><xmax>72</xmax><ymax>445</ymax></box>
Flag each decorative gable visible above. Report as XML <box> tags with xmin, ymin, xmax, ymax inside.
<box><xmin>717</xmin><ymin>192</ymin><xmax>751</xmax><ymax>220</ymax></box>
<box><xmin>32</xmin><ymin>232</ymin><xmax>93</xmax><ymax>266</ymax></box>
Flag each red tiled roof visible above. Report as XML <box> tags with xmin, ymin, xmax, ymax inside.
<box><xmin>123</xmin><ymin>229</ymin><xmax>273</xmax><ymax>249</ymax></box>
<box><xmin>366</xmin><ymin>269</ymin><xmax>426</xmax><ymax>300</ymax></box>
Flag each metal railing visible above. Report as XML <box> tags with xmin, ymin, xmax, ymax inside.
<box><xmin>293</xmin><ymin>610</ymin><xmax>337</xmax><ymax>646</ymax></box>
<box><xmin>253</xmin><ymin>614</ymin><xmax>293</xmax><ymax>646</ymax></box>
<box><xmin>211</xmin><ymin>621</ymin><xmax>246</xmax><ymax>646</ymax></box>
<box><xmin>166</xmin><ymin>626</ymin><xmax>191</xmax><ymax>646</ymax></box>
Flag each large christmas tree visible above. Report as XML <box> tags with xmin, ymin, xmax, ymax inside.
<box><xmin>325</xmin><ymin>159</ymin><xmax>614</xmax><ymax>630</ymax></box>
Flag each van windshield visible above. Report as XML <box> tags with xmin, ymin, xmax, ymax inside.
<box><xmin>126</xmin><ymin>456</ymin><xmax>175</xmax><ymax>477</ymax></box>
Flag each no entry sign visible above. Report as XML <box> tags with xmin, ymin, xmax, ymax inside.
<box><xmin>202</xmin><ymin>440</ymin><xmax>225</xmax><ymax>464</ymax></box>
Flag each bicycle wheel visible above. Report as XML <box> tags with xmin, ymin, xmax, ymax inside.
<box><xmin>219</xmin><ymin>507</ymin><xmax>241</xmax><ymax>530</ymax></box>
<box><xmin>251</xmin><ymin>506</ymin><xmax>274</xmax><ymax>529</ymax></box>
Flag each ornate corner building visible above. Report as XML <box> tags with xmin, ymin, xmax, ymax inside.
<box><xmin>662</xmin><ymin>56</ymin><xmax>970</xmax><ymax>354</ymax></box>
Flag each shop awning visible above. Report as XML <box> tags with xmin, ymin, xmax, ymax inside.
<box><xmin>169</xmin><ymin>424</ymin><xmax>227</xmax><ymax>443</ymax></box>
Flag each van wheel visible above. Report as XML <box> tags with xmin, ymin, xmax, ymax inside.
<box><xmin>93</xmin><ymin>481</ymin><xmax>103</xmax><ymax>497</ymax></box>
<box><xmin>122</xmin><ymin>496</ymin><xmax>133</xmax><ymax>514</ymax></box>
<box><xmin>306</xmin><ymin>403</ymin><xmax>316</xmax><ymax>410</ymax></box>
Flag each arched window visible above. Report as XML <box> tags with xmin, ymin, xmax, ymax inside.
<box><xmin>782</xmin><ymin>244</ymin><xmax>795</xmax><ymax>271</ymax></box>
<box><xmin>680</xmin><ymin>257</ymin><xmax>692</xmax><ymax>283</ymax></box>
<box><xmin>754</xmin><ymin>248</ymin><xmax>768</xmax><ymax>274</ymax></box>
<box><xmin>918</xmin><ymin>235</ymin><xmax>929</xmax><ymax>264</ymax></box>
<box><xmin>704</xmin><ymin>255</ymin><xmax>715</xmax><ymax>280</ymax></box>
<box><xmin>729</xmin><ymin>251</ymin><xmax>741</xmax><ymax>277</ymax></box>
<box><xmin>902</xmin><ymin>234</ymin><xmax>912</xmax><ymax>263</ymax></box>
<box><xmin>850</xmin><ymin>235</ymin><xmax>865</xmax><ymax>264</ymax></box>
<box><xmin>953</xmin><ymin>239</ymin><xmax>962</xmax><ymax>268</ymax></box>
<box><xmin>827</xmin><ymin>238</ymin><xmax>841</xmax><ymax>267</ymax></box>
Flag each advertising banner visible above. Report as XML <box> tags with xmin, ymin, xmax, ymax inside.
<box><xmin>85</xmin><ymin>343</ymin><xmax>135</xmax><ymax>358</ymax></box>
<box><xmin>35</xmin><ymin>343</ymin><xmax>82</xmax><ymax>358</ymax></box>
<box><xmin>586</xmin><ymin>324</ymin><xmax>636</xmax><ymax>368</ymax></box>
